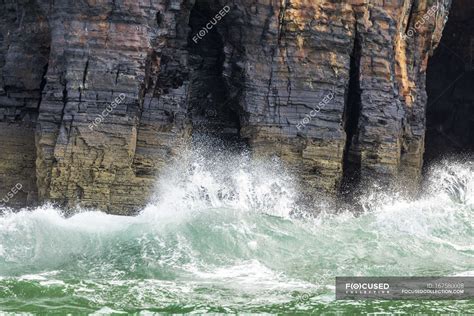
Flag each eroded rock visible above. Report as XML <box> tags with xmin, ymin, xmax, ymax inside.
<box><xmin>0</xmin><ymin>0</ymin><xmax>460</xmax><ymax>213</ymax></box>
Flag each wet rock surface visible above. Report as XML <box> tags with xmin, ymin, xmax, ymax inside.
<box><xmin>0</xmin><ymin>0</ymin><xmax>464</xmax><ymax>214</ymax></box>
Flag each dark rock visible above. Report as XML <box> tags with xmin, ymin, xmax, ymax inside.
<box><xmin>0</xmin><ymin>0</ymin><xmax>466</xmax><ymax>214</ymax></box>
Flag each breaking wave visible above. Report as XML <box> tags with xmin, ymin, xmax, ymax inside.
<box><xmin>0</xmin><ymin>148</ymin><xmax>473</xmax><ymax>314</ymax></box>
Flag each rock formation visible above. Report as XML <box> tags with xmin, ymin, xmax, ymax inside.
<box><xmin>1</xmin><ymin>0</ymin><xmax>468</xmax><ymax>214</ymax></box>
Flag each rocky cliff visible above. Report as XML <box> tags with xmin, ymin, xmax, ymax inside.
<box><xmin>0</xmin><ymin>0</ymin><xmax>462</xmax><ymax>214</ymax></box>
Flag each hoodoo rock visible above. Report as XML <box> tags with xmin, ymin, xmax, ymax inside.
<box><xmin>1</xmin><ymin>0</ymin><xmax>471</xmax><ymax>214</ymax></box>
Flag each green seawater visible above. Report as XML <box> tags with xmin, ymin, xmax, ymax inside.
<box><xmin>0</xmin><ymin>152</ymin><xmax>473</xmax><ymax>314</ymax></box>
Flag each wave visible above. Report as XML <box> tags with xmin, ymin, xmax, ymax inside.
<box><xmin>0</xmin><ymin>148</ymin><xmax>473</xmax><ymax>313</ymax></box>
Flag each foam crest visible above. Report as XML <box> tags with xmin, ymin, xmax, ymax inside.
<box><xmin>0</xmin><ymin>152</ymin><xmax>472</xmax><ymax>313</ymax></box>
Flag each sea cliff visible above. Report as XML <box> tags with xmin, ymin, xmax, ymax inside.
<box><xmin>0</xmin><ymin>0</ymin><xmax>458</xmax><ymax>213</ymax></box>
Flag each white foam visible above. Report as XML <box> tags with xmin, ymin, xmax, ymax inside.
<box><xmin>0</xmin><ymin>155</ymin><xmax>472</xmax><ymax>310</ymax></box>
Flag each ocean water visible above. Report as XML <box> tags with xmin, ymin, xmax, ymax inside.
<box><xmin>0</xmin><ymin>148</ymin><xmax>473</xmax><ymax>314</ymax></box>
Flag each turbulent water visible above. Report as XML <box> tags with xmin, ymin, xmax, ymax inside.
<box><xmin>0</xmin><ymin>147</ymin><xmax>473</xmax><ymax>314</ymax></box>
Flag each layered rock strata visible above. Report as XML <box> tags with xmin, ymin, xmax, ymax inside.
<box><xmin>0</xmin><ymin>0</ymin><xmax>456</xmax><ymax>213</ymax></box>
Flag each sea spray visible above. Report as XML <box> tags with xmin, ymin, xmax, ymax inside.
<box><xmin>145</xmin><ymin>145</ymin><xmax>300</xmax><ymax>219</ymax></box>
<box><xmin>0</xmin><ymin>149</ymin><xmax>473</xmax><ymax>314</ymax></box>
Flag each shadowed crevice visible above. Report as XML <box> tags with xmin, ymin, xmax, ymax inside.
<box><xmin>340</xmin><ymin>28</ymin><xmax>362</xmax><ymax>197</ymax></box>
<box><xmin>424</xmin><ymin>0</ymin><xmax>474</xmax><ymax>166</ymax></box>
<box><xmin>187</xmin><ymin>0</ymin><xmax>242</xmax><ymax>146</ymax></box>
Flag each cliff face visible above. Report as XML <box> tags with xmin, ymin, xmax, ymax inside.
<box><xmin>0</xmin><ymin>0</ymin><xmax>456</xmax><ymax>213</ymax></box>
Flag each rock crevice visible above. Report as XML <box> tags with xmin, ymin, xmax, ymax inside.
<box><xmin>1</xmin><ymin>0</ymin><xmax>469</xmax><ymax>213</ymax></box>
